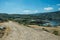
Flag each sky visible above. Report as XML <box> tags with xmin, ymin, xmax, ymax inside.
<box><xmin>0</xmin><ymin>0</ymin><xmax>60</xmax><ymax>14</ymax></box>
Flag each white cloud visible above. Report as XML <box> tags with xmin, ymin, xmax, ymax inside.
<box><xmin>5</xmin><ymin>2</ymin><xmax>15</xmax><ymax>6</ymax></box>
<box><xmin>23</xmin><ymin>10</ymin><xmax>31</xmax><ymax>13</ymax></box>
<box><xmin>44</xmin><ymin>7</ymin><xmax>53</xmax><ymax>11</ymax></box>
<box><xmin>22</xmin><ymin>10</ymin><xmax>39</xmax><ymax>14</ymax></box>
<box><xmin>58</xmin><ymin>8</ymin><xmax>60</xmax><ymax>10</ymax></box>
<box><xmin>34</xmin><ymin>10</ymin><xmax>39</xmax><ymax>13</ymax></box>
<box><xmin>57</xmin><ymin>4</ymin><xmax>60</xmax><ymax>6</ymax></box>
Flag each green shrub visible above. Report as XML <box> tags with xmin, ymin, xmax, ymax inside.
<box><xmin>53</xmin><ymin>31</ymin><xmax>58</xmax><ymax>35</ymax></box>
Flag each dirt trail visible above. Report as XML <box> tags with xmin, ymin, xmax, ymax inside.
<box><xmin>0</xmin><ymin>21</ymin><xmax>59</xmax><ymax>40</ymax></box>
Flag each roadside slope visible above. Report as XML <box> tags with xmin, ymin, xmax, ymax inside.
<box><xmin>0</xmin><ymin>21</ymin><xmax>59</xmax><ymax>40</ymax></box>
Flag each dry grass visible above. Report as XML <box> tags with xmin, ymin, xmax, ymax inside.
<box><xmin>4</xmin><ymin>27</ymin><xmax>11</xmax><ymax>37</ymax></box>
<box><xmin>0</xmin><ymin>21</ymin><xmax>59</xmax><ymax>40</ymax></box>
<box><xmin>0</xmin><ymin>25</ymin><xmax>11</xmax><ymax>38</ymax></box>
<box><xmin>28</xmin><ymin>25</ymin><xmax>60</xmax><ymax>36</ymax></box>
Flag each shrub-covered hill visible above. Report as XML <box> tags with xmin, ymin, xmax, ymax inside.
<box><xmin>0</xmin><ymin>11</ymin><xmax>60</xmax><ymax>20</ymax></box>
<box><xmin>0</xmin><ymin>11</ymin><xmax>60</xmax><ymax>26</ymax></box>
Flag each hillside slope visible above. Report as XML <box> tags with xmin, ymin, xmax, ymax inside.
<box><xmin>0</xmin><ymin>11</ymin><xmax>60</xmax><ymax>20</ymax></box>
<box><xmin>0</xmin><ymin>21</ymin><xmax>59</xmax><ymax>40</ymax></box>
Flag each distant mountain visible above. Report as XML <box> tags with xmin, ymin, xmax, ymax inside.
<box><xmin>0</xmin><ymin>11</ymin><xmax>60</xmax><ymax>26</ymax></box>
<box><xmin>0</xmin><ymin>11</ymin><xmax>60</xmax><ymax>20</ymax></box>
<box><xmin>29</xmin><ymin>11</ymin><xmax>60</xmax><ymax>20</ymax></box>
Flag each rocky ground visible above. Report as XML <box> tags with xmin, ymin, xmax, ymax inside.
<box><xmin>0</xmin><ymin>21</ymin><xmax>59</xmax><ymax>40</ymax></box>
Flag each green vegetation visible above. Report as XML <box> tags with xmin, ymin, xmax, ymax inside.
<box><xmin>42</xmin><ymin>28</ymin><xmax>49</xmax><ymax>32</ymax></box>
<box><xmin>0</xmin><ymin>11</ymin><xmax>60</xmax><ymax>36</ymax></box>
<box><xmin>0</xmin><ymin>11</ymin><xmax>60</xmax><ymax>26</ymax></box>
<box><xmin>53</xmin><ymin>31</ymin><xmax>58</xmax><ymax>35</ymax></box>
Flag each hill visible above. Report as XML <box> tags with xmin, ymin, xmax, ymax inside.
<box><xmin>0</xmin><ymin>11</ymin><xmax>60</xmax><ymax>20</ymax></box>
<box><xmin>0</xmin><ymin>11</ymin><xmax>60</xmax><ymax>26</ymax></box>
<box><xmin>0</xmin><ymin>21</ymin><xmax>59</xmax><ymax>40</ymax></box>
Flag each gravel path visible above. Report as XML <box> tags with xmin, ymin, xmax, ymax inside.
<box><xmin>0</xmin><ymin>21</ymin><xmax>59</xmax><ymax>40</ymax></box>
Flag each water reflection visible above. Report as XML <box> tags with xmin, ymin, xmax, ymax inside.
<box><xmin>43</xmin><ymin>20</ymin><xmax>60</xmax><ymax>27</ymax></box>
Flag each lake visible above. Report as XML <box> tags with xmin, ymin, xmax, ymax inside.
<box><xmin>43</xmin><ymin>20</ymin><xmax>60</xmax><ymax>27</ymax></box>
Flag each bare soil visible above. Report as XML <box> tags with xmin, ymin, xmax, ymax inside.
<box><xmin>0</xmin><ymin>21</ymin><xmax>59</xmax><ymax>40</ymax></box>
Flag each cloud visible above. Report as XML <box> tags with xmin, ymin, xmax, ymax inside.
<box><xmin>23</xmin><ymin>10</ymin><xmax>31</xmax><ymax>13</ymax></box>
<box><xmin>44</xmin><ymin>7</ymin><xmax>53</xmax><ymax>11</ymax></box>
<box><xmin>5</xmin><ymin>2</ymin><xmax>15</xmax><ymax>6</ymax></box>
<box><xmin>22</xmin><ymin>10</ymin><xmax>39</xmax><ymax>14</ymax></box>
<box><xmin>34</xmin><ymin>10</ymin><xmax>39</xmax><ymax>13</ymax></box>
<box><xmin>57</xmin><ymin>4</ymin><xmax>60</xmax><ymax>6</ymax></box>
<box><xmin>58</xmin><ymin>8</ymin><xmax>60</xmax><ymax>10</ymax></box>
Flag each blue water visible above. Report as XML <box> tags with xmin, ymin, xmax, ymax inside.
<box><xmin>49</xmin><ymin>20</ymin><xmax>60</xmax><ymax>26</ymax></box>
<box><xmin>43</xmin><ymin>20</ymin><xmax>60</xmax><ymax>27</ymax></box>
